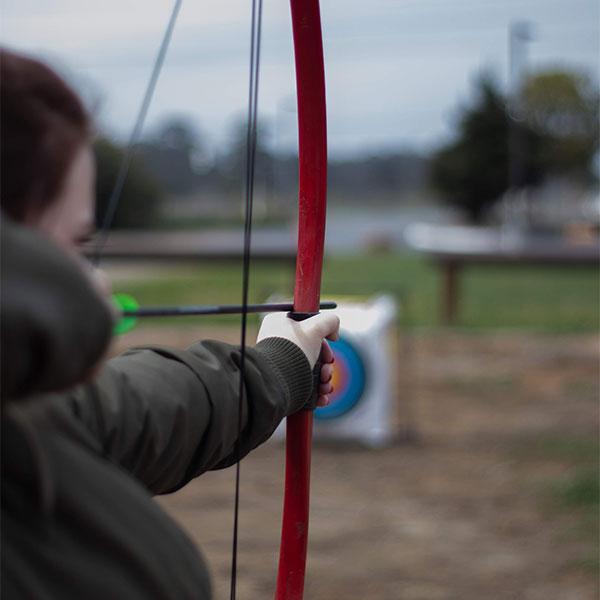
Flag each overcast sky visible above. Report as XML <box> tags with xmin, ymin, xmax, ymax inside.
<box><xmin>2</xmin><ymin>0</ymin><xmax>598</xmax><ymax>158</ymax></box>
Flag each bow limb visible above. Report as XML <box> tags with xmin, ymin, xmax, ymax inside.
<box><xmin>275</xmin><ymin>1</ymin><xmax>327</xmax><ymax>599</ymax></box>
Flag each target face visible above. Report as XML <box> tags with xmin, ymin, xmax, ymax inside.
<box><xmin>315</xmin><ymin>336</ymin><xmax>366</xmax><ymax>420</ymax></box>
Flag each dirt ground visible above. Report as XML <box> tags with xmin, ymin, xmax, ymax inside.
<box><xmin>116</xmin><ymin>328</ymin><xmax>599</xmax><ymax>600</ymax></box>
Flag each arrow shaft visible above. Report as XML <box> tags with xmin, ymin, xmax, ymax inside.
<box><xmin>123</xmin><ymin>301</ymin><xmax>336</xmax><ymax>318</ymax></box>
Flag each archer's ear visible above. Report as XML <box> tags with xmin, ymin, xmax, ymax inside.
<box><xmin>1</xmin><ymin>216</ymin><xmax>114</xmax><ymax>400</ymax></box>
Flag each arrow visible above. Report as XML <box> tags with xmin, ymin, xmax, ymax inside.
<box><xmin>122</xmin><ymin>301</ymin><xmax>337</xmax><ymax>318</ymax></box>
<box><xmin>111</xmin><ymin>293</ymin><xmax>336</xmax><ymax>335</ymax></box>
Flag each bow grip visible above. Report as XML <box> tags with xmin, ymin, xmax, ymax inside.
<box><xmin>288</xmin><ymin>311</ymin><xmax>322</xmax><ymax>411</ymax></box>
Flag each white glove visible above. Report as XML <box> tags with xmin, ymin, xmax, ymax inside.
<box><xmin>257</xmin><ymin>312</ymin><xmax>340</xmax><ymax>368</ymax></box>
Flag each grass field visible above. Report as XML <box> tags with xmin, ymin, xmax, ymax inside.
<box><xmin>510</xmin><ymin>432</ymin><xmax>599</xmax><ymax>574</ymax></box>
<box><xmin>110</xmin><ymin>252</ymin><xmax>600</xmax><ymax>331</ymax></box>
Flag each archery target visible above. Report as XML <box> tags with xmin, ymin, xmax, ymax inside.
<box><xmin>272</xmin><ymin>294</ymin><xmax>399</xmax><ymax>447</ymax></box>
<box><xmin>315</xmin><ymin>337</ymin><xmax>366</xmax><ymax>420</ymax></box>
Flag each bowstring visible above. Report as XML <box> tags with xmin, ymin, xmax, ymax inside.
<box><xmin>230</xmin><ymin>0</ymin><xmax>263</xmax><ymax>598</ymax></box>
<box><xmin>88</xmin><ymin>0</ymin><xmax>262</xmax><ymax>594</ymax></box>
<box><xmin>93</xmin><ymin>0</ymin><xmax>183</xmax><ymax>264</ymax></box>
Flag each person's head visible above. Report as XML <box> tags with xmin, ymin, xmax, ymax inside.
<box><xmin>1</xmin><ymin>49</ymin><xmax>96</xmax><ymax>252</ymax></box>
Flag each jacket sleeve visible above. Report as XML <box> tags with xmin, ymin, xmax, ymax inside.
<box><xmin>64</xmin><ymin>337</ymin><xmax>312</xmax><ymax>494</ymax></box>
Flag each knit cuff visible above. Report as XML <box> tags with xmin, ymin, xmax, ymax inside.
<box><xmin>254</xmin><ymin>337</ymin><xmax>313</xmax><ymax>414</ymax></box>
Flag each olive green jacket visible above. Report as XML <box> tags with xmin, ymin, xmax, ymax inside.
<box><xmin>2</xmin><ymin>338</ymin><xmax>312</xmax><ymax>600</ymax></box>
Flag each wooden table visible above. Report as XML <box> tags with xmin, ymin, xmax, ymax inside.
<box><xmin>404</xmin><ymin>224</ymin><xmax>600</xmax><ymax>324</ymax></box>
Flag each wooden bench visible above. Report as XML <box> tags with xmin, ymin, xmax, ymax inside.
<box><xmin>404</xmin><ymin>224</ymin><xmax>600</xmax><ymax>324</ymax></box>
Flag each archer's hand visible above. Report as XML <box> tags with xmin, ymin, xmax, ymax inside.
<box><xmin>257</xmin><ymin>312</ymin><xmax>340</xmax><ymax>407</ymax></box>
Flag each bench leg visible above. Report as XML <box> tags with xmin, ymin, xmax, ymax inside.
<box><xmin>442</xmin><ymin>262</ymin><xmax>459</xmax><ymax>325</ymax></box>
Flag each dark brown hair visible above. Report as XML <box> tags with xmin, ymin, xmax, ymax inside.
<box><xmin>1</xmin><ymin>49</ymin><xmax>91</xmax><ymax>222</ymax></box>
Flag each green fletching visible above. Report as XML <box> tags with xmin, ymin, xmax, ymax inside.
<box><xmin>112</xmin><ymin>293</ymin><xmax>139</xmax><ymax>335</ymax></box>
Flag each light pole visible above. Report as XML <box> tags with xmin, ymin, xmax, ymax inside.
<box><xmin>506</xmin><ymin>20</ymin><xmax>534</xmax><ymax>233</ymax></box>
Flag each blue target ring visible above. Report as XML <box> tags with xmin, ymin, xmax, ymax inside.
<box><xmin>315</xmin><ymin>336</ymin><xmax>366</xmax><ymax>420</ymax></box>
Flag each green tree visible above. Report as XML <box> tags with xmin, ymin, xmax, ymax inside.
<box><xmin>521</xmin><ymin>70</ymin><xmax>599</xmax><ymax>181</ymax></box>
<box><xmin>217</xmin><ymin>117</ymin><xmax>275</xmax><ymax>207</ymax></box>
<box><xmin>140</xmin><ymin>117</ymin><xmax>208</xmax><ymax>195</ymax></box>
<box><xmin>430</xmin><ymin>70</ymin><xmax>599</xmax><ymax>223</ymax></box>
<box><xmin>95</xmin><ymin>137</ymin><xmax>164</xmax><ymax>229</ymax></box>
<box><xmin>430</xmin><ymin>74</ymin><xmax>543</xmax><ymax>223</ymax></box>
